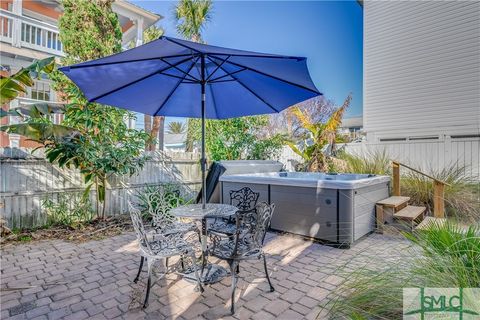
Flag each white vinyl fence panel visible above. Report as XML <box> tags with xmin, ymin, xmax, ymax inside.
<box><xmin>275</xmin><ymin>146</ymin><xmax>303</xmax><ymax>172</ymax></box>
<box><xmin>340</xmin><ymin>138</ymin><xmax>480</xmax><ymax>180</ymax></box>
<box><xmin>0</xmin><ymin>150</ymin><xmax>201</xmax><ymax>229</ymax></box>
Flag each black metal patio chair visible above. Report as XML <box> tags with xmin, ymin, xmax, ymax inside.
<box><xmin>128</xmin><ymin>202</ymin><xmax>203</xmax><ymax>308</ymax></box>
<box><xmin>209</xmin><ymin>187</ymin><xmax>260</xmax><ymax>236</ymax></box>
<box><xmin>208</xmin><ymin>202</ymin><xmax>275</xmax><ymax>314</ymax></box>
<box><xmin>133</xmin><ymin>188</ymin><xmax>201</xmax><ymax>283</ymax></box>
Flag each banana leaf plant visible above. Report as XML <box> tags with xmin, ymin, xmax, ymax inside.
<box><xmin>286</xmin><ymin>94</ymin><xmax>351</xmax><ymax>172</ymax></box>
<box><xmin>0</xmin><ymin>57</ymin><xmax>78</xmax><ymax>144</ymax></box>
<box><xmin>0</xmin><ymin>57</ymin><xmax>55</xmax><ymax>105</ymax></box>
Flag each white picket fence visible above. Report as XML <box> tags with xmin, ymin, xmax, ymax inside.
<box><xmin>0</xmin><ymin>150</ymin><xmax>202</xmax><ymax>228</ymax></box>
<box><xmin>339</xmin><ymin>138</ymin><xmax>480</xmax><ymax>180</ymax></box>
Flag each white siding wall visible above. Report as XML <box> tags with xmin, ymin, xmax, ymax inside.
<box><xmin>364</xmin><ymin>1</ymin><xmax>480</xmax><ymax>140</ymax></box>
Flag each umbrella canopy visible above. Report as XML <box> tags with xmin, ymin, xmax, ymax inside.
<box><xmin>60</xmin><ymin>36</ymin><xmax>322</xmax><ymax>207</ymax></box>
<box><xmin>59</xmin><ymin>36</ymin><xmax>321</xmax><ymax>119</ymax></box>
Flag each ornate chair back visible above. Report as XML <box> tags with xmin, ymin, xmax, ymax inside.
<box><xmin>128</xmin><ymin>202</ymin><xmax>153</xmax><ymax>254</ymax></box>
<box><xmin>145</xmin><ymin>188</ymin><xmax>180</xmax><ymax>230</ymax></box>
<box><xmin>249</xmin><ymin>202</ymin><xmax>275</xmax><ymax>247</ymax></box>
<box><xmin>228</xmin><ymin>202</ymin><xmax>275</xmax><ymax>258</ymax></box>
<box><xmin>229</xmin><ymin>187</ymin><xmax>260</xmax><ymax>213</ymax></box>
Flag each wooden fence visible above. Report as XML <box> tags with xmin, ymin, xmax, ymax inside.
<box><xmin>0</xmin><ymin>149</ymin><xmax>202</xmax><ymax>229</ymax></box>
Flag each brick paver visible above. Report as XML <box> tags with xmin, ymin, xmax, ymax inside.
<box><xmin>1</xmin><ymin>232</ymin><xmax>410</xmax><ymax>319</ymax></box>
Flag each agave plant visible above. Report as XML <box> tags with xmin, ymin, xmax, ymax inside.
<box><xmin>287</xmin><ymin>94</ymin><xmax>351</xmax><ymax>172</ymax></box>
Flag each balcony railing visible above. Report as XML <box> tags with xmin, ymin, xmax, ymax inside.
<box><xmin>0</xmin><ymin>9</ymin><xmax>64</xmax><ymax>57</ymax></box>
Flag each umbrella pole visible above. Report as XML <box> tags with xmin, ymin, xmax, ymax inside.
<box><xmin>201</xmin><ymin>55</ymin><xmax>207</xmax><ymax>209</ymax></box>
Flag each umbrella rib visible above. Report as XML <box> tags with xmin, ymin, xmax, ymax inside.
<box><xmin>205</xmin><ymin>55</ymin><xmax>230</xmax><ymax>82</ymax></box>
<box><xmin>209</xmin><ymin>67</ymin><xmax>247</xmax><ymax>83</ymax></box>
<box><xmin>87</xmin><ymin>56</ymin><xmax>194</xmax><ymax>102</ymax></box>
<box><xmin>160</xmin><ymin>58</ymin><xmax>200</xmax><ymax>82</ymax></box>
<box><xmin>211</xmin><ymin>53</ymin><xmax>305</xmax><ymax>60</ymax></box>
<box><xmin>210</xmin><ymin>56</ymin><xmax>320</xmax><ymax>95</ymax></box>
<box><xmin>207</xmin><ymin>79</ymin><xmax>236</xmax><ymax>83</ymax></box>
<box><xmin>152</xmin><ymin>56</ymin><xmax>200</xmax><ymax>116</ymax></box>
<box><xmin>207</xmin><ymin>57</ymin><xmax>280</xmax><ymax>113</ymax></box>
<box><xmin>162</xmin><ymin>72</ymin><xmax>195</xmax><ymax>82</ymax></box>
<box><xmin>63</xmin><ymin>54</ymin><xmax>194</xmax><ymax>70</ymax></box>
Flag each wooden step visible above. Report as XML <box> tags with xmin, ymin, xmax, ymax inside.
<box><xmin>394</xmin><ymin>205</ymin><xmax>426</xmax><ymax>221</ymax></box>
<box><xmin>376</xmin><ymin>196</ymin><xmax>410</xmax><ymax>208</ymax></box>
<box><xmin>415</xmin><ymin>216</ymin><xmax>447</xmax><ymax>230</ymax></box>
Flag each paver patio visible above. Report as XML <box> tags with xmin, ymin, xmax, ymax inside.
<box><xmin>1</xmin><ymin>231</ymin><xmax>411</xmax><ymax>320</ymax></box>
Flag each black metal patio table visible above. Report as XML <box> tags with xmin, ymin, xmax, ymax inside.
<box><xmin>170</xmin><ymin>203</ymin><xmax>238</xmax><ymax>284</ymax></box>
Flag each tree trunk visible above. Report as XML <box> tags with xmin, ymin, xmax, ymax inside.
<box><xmin>101</xmin><ymin>178</ymin><xmax>107</xmax><ymax>220</ymax></box>
<box><xmin>149</xmin><ymin>116</ymin><xmax>164</xmax><ymax>151</ymax></box>
<box><xmin>144</xmin><ymin>114</ymin><xmax>152</xmax><ymax>151</ymax></box>
<box><xmin>157</xmin><ymin>116</ymin><xmax>165</xmax><ymax>151</ymax></box>
<box><xmin>95</xmin><ymin>177</ymin><xmax>100</xmax><ymax>219</ymax></box>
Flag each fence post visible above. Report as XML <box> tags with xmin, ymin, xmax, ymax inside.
<box><xmin>392</xmin><ymin>161</ymin><xmax>400</xmax><ymax>196</ymax></box>
<box><xmin>433</xmin><ymin>181</ymin><xmax>445</xmax><ymax>218</ymax></box>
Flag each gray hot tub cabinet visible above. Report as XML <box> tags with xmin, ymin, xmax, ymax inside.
<box><xmin>220</xmin><ymin>176</ymin><xmax>389</xmax><ymax>247</ymax></box>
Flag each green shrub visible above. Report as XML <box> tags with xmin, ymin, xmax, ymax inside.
<box><xmin>401</xmin><ymin>164</ymin><xmax>479</xmax><ymax>223</ymax></box>
<box><xmin>328</xmin><ymin>222</ymin><xmax>480</xmax><ymax>319</ymax></box>
<box><xmin>336</xmin><ymin>150</ymin><xmax>391</xmax><ymax>175</ymax></box>
<box><xmin>336</xmin><ymin>151</ymin><xmax>478</xmax><ymax>222</ymax></box>
<box><xmin>42</xmin><ymin>193</ymin><xmax>94</xmax><ymax>227</ymax></box>
<box><xmin>404</xmin><ymin>222</ymin><xmax>480</xmax><ymax>288</ymax></box>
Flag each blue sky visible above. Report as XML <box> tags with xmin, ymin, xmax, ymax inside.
<box><xmin>132</xmin><ymin>0</ymin><xmax>363</xmax><ymax>127</ymax></box>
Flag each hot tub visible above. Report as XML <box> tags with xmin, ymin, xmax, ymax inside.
<box><xmin>219</xmin><ymin>172</ymin><xmax>390</xmax><ymax>247</ymax></box>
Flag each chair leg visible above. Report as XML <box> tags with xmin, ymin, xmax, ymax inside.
<box><xmin>189</xmin><ymin>253</ymin><xmax>204</xmax><ymax>293</ymax></box>
<box><xmin>143</xmin><ymin>259</ymin><xmax>154</xmax><ymax>309</ymax></box>
<box><xmin>228</xmin><ymin>260</ymin><xmax>238</xmax><ymax>315</ymax></box>
<box><xmin>263</xmin><ymin>255</ymin><xmax>274</xmax><ymax>292</ymax></box>
<box><xmin>201</xmin><ymin>252</ymin><xmax>207</xmax><ymax>276</ymax></box>
<box><xmin>180</xmin><ymin>256</ymin><xmax>185</xmax><ymax>271</ymax></box>
<box><xmin>133</xmin><ymin>256</ymin><xmax>144</xmax><ymax>283</ymax></box>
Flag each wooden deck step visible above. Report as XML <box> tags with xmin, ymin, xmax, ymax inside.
<box><xmin>415</xmin><ymin>216</ymin><xmax>447</xmax><ymax>230</ymax></box>
<box><xmin>376</xmin><ymin>196</ymin><xmax>410</xmax><ymax>208</ymax></box>
<box><xmin>394</xmin><ymin>205</ymin><xmax>426</xmax><ymax>221</ymax></box>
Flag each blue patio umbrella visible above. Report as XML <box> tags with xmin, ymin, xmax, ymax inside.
<box><xmin>59</xmin><ymin>36</ymin><xmax>321</xmax><ymax>207</ymax></box>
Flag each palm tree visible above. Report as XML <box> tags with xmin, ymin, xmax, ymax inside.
<box><xmin>174</xmin><ymin>0</ymin><xmax>212</xmax><ymax>43</ymax></box>
<box><xmin>167</xmin><ymin>121</ymin><xmax>187</xmax><ymax>134</ymax></box>
<box><xmin>174</xmin><ymin>0</ymin><xmax>213</xmax><ymax>151</ymax></box>
<box><xmin>287</xmin><ymin>94</ymin><xmax>351</xmax><ymax>172</ymax></box>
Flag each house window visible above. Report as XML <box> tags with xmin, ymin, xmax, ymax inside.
<box><xmin>30</xmin><ymin>81</ymin><xmax>51</xmax><ymax>101</ymax></box>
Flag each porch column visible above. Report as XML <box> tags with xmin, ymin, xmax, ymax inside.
<box><xmin>135</xmin><ymin>18</ymin><xmax>144</xmax><ymax>47</ymax></box>
<box><xmin>11</xmin><ymin>0</ymin><xmax>22</xmax><ymax>47</ymax></box>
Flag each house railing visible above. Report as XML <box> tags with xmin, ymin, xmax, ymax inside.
<box><xmin>392</xmin><ymin>160</ymin><xmax>450</xmax><ymax>218</ymax></box>
<box><xmin>0</xmin><ymin>9</ymin><xmax>64</xmax><ymax>57</ymax></box>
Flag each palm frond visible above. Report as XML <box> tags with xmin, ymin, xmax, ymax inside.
<box><xmin>290</xmin><ymin>106</ymin><xmax>317</xmax><ymax>134</ymax></box>
<box><xmin>285</xmin><ymin>140</ymin><xmax>308</xmax><ymax>160</ymax></box>
<box><xmin>324</xmin><ymin>94</ymin><xmax>351</xmax><ymax>133</ymax></box>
